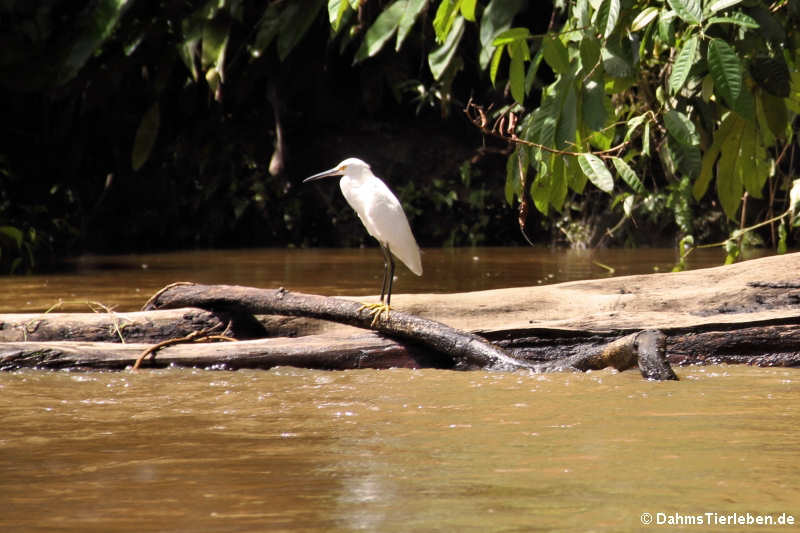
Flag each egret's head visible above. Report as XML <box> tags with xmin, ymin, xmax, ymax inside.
<box><xmin>303</xmin><ymin>157</ymin><xmax>370</xmax><ymax>183</ymax></box>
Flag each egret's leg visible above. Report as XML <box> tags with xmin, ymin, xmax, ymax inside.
<box><xmin>359</xmin><ymin>245</ymin><xmax>394</xmax><ymax>326</ymax></box>
<box><xmin>383</xmin><ymin>245</ymin><xmax>395</xmax><ymax>306</ymax></box>
<box><xmin>379</xmin><ymin>244</ymin><xmax>391</xmax><ymax>303</ymax></box>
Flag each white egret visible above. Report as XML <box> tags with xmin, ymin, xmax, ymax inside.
<box><xmin>303</xmin><ymin>158</ymin><xmax>422</xmax><ymax>324</ymax></box>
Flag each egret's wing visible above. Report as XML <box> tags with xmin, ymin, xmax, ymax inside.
<box><xmin>368</xmin><ymin>196</ymin><xmax>423</xmax><ymax>276</ymax></box>
<box><xmin>343</xmin><ymin>176</ymin><xmax>422</xmax><ymax>276</ymax></box>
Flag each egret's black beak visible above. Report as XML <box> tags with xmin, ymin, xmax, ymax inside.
<box><xmin>303</xmin><ymin>167</ymin><xmax>343</xmax><ymax>183</ymax></box>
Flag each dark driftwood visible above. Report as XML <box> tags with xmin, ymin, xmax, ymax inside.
<box><xmin>486</xmin><ymin>317</ymin><xmax>800</xmax><ymax>368</ymax></box>
<box><xmin>0</xmin><ymin>284</ymin><xmax>678</xmax><ymax>378</ymax></box>
<box><xmin>0</xmin><ymin>328</ymin><xmax>675</xmax><ymax>379</ymax></box>
<box><xmin>144</xmin><ymin>283</ymin><xmax>537</xmax><ymax>371</ymax></box>
<box><xmin>142</xmin><ymin>283</ymin><xmax>676</xmax><ymax>378</ymax></box>
<box><xmin>528</xmin><ymin>330</ymin><xmax>677</xmax><ymax>380</ymax></box>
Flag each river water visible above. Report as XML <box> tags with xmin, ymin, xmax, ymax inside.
<box><xmin>1</xmin><ymin>247</ymin><xmax>798</xmax><ymax>532</ymax></box>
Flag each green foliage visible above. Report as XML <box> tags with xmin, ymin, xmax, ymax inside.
<box><xmin>2</xmin><ymin>0</ymin><xmax>800</xmax><ymax>273</ymax></box>
<box><xmin>0</xmin><ymin>0</ymin><xmax>132</xmax><ymax>91</ymax></box>
<box><xmin>0</xmin><ymin>225</ymin><xmax>36</xmax><ymax>274</ymax></box>
<box><xmin>467</xmin><ymin>0</ymin><xmax>799</xmax><ymax>255</ymax></box>
<box><xmin>131</xmin><ymin>101</ymin><xmax>161</xmax><ymax>171</ymax></box>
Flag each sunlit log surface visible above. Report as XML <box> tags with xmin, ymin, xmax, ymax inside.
<box><xmin>1</xmin><ymin>252</ymin><xmax>799</xmax><ymax>376</ymax></box>
<box><xmin>0</xmin><ymin>308</ymin><xmax>227</xmax><ymax>343</ymax></box>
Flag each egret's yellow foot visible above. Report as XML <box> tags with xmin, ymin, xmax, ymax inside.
<box><xmin>358</xmin><ymin>302</ymin><xmax>391</xmax><ymax>326</ymax></box>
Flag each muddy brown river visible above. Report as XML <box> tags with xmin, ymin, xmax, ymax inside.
<box><xmin>1</xmin><ymin>247</ymin><xmax>797</xmax><ymax>531</ymax></box>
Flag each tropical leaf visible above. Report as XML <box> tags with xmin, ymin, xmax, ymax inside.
<box><xmin>663</xmin><ymin>109</ymin><xmax>698</xmax><ymax>146</ymax></box>
<box><xmin>707</xmin><ymin>38</ymin><xmax>742</xmax><ymax>111</ymax></box>
<box><xmin>354</xmin><ymin>0</ymin><xmax>406</xmax><ymax>63</ymax></box>
<box><xmin>738</xmin><ymin>129</ymin><xmax>769</xmax><ymax>199</ymax></box>
<box><xmin>132</xmin><ymin>101</ymin><xmax>160</xmax><ymax>171</ymax></box>
<box><xmin>658</xmin><ymin>10</ymin><xmax>677</xmax><ymax>45</ymax></box>
<box><xmin>565</xmin><ymin>155</ymin><xmax>586</xmax><ymax>193</ymax></box>
<box><xmin>758</xmin><ymin>90</ymin><xmax>788</xmax><ymax>139</ymax></box>
<box><xmin>594</xmin><ymin>0</ymin><xmax>621</xmax><ymax>38</ymax></box>
<box><xmin>396</xmin><ymin>0</ymin><xmax>428</xmax><ymax>51</ymax></box>
<box><xmin>748</xmin><ymin>5</ymin><xmax>785</xmax><ymax>43</ymax></box>
<box><xmin>0</xmin><ymin>226</ymin><xmax>24</xmax><ymax>249</ymax></box>
<box><xmin>277</xmin><ymin>0</ymin><xmax>325</xmax><ymax>61</ymax></box>
<box><xmin>667</xmin><ymin>0</ymin><xmax>702</xmax><ymax>24</ymax></box>
<box><xmin>704</xmin><ymin>13</ymin><xmax>759</xmax><ymax>29</ymax></box>
<box><xmin>601</xmin><ymin>40</ymin><xmax>633</xmax><ymax>78</ymax></box>
<box><xmin>531</xmin><ymin>170</ymin><xmax>552</xmax><ymax>215</ymax></box>
<box><xmin>432</xmin><ymin>0</ymin><xmax>459</xmax><ymax>43</ymax></box>
<box><xmin>667</xmin><ymin>137</ymin><xmax>701</xmax><ymax>178</ymax></box>
<box><xmin>328</xmin><ymin>0</ymin><xmax>351</xmax><ymax>32</ymax></box>
<box><xmin>509</xmin><ymin>41</ymin><xmax>526</xmax><ymax>104</ymax></box>
<box><xmin>252</xmin><ymin>2</ymin><xmax>283</xmax><ymax>57</ymax></box>
<box><xmin>55</xmin><ymin>0</ymin><xmax>132</xmax><ymax>87</ymax></box>
<box><xmin>694</xmin><ymin>112</ymin><xmax>740</xmax><ymax>200</ymax></box>
<box><xmin>550</xmin><ymin>156</ymin><xmax>569</xmax><ymax>212</ymax></box>
<box><xmin>579</xmin><ymin>35</ymin><xmax>601</xmax><ymax>73</ymax></box>
<box><xmin>623</xmin><ymin>194</ymin><xmax>635</xmax><ymax>217</ymax></box>
<box><xmin>582</xmin><ymin>77</ymin><xmax>606</xmax><ymax>131</ymax></box>
<box><xmin>778</xmin><ymin>219</ymin><xmax>788</xmax><ymax>254</ymax></box>
<box><xmin>624</xmin><ymin>114</ymin><xmax>648</xmax><ymax>142</ymax></box>
<box><xmin>478</xmin><ymin>0</ymin><xmax>525</xmax><ymax>69</ymax></box>
<box><xmin>460</xmin><ymin>0</ymin><xmax>476</xmax><ymax>21</ymax></box>
<box><xmin>528</xmin><ymin>87</ymin><xmax>560</xmax><ymax>148</ymax></box>
<box><xmin>611</xmin><ymin>157</ymin><xmax>645</xmax><ymax>194</ymax></box>
<box><xmin>669</xmin><ymin>35</ymin><xmax>697</xmax><ymax>94</ymax></box>
<box><xmin>715</xmin><ymin>118</ymin><xmax>745</xmax><ymax>219</ymax></box>
<box><xmin>706</xmin><ymin>0</ymin><xmax>743</xmax><ymax>14</ymax></box>
<box><xmin>489</xmin><ymin>45</ymin><xmax>504</xmax><ymax>85</ymax></box>
<box><xmin>428</xmin><ymin>16</ymin><xmax>465</xmax><ymax>80</ymax></box>
<box><xmin>631</xmin><ymin>6</ymin><xmax>659</xmax><ymax>32</ymax></box>
<box><xmin>201</xmin><ymin>18</ymin><xmax>229</xmax><ymax>81</ymax></box>
<box><xmin>750</xmin><ymin>54</ymin><xmax>791</xmax><ymax>97</ymax></box>
<box><xmin>492</xmin><ymin>27</ymin><xmax>531</xmax><ymax>46</ymax></box>
<box><xmin>577</xmin><ymin>154</ymin><xmax>614</xmax><ymax>193</ymax></box>
<box><xmin>555</xmin><ymin>82</ymin><xmax>577</xmax><ymax>150</ymax></box>
<box><xmin>541</xmin><ymin>34</ymin><xmax>570</xmax><ymax>75</ymax></box>
<box><xmin>525</xmin><ymin>48</ymin><xmax>544</xmax><ymax>95</ymax></box>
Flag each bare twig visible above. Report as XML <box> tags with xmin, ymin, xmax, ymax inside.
<box><xmin>132</xmin><ymin>323</ymin><xmax>237</xmax><ymax>371</ymax></box>
<box><xmin>464</xmin><ymin>99</ymin><xmax>631</xmax><ymax>159</ymax></box>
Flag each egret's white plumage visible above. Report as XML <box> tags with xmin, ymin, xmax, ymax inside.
<box><xmin>303</xmin><ymin>157</ymin><xmax>422</xmax><ymax>320</ymax></box>
<box><xmin>337</xmin><ymin>159</ymin><xmax>422</xmax><ymax>275</ymax></box>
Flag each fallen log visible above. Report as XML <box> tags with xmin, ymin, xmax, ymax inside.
<box><xmin>143</xmin><ymin>283</ymin><xmax>539</xmax><ymax>371</ymax></box>
<box><xmin>0</xmin><ymin>328</ymin><xmax>675</xmax><ymax>380</ymax></box>
<box><xmin>485</xmin><ymin>317</ymin><xmax>800</xmax><ymax>367</ymax></box>
<box><xmin>0</xmin><ymin>333</ymin><xmax>435</xmax><ymax>371</ymax></box>
<box><xmin>141</xmin><ymin>283</ymin><xmax>676</xmax><ymax>378</ymax></box>
<box><xmin>3</xmin><ymin>252</ymin><xmax>799</xmax><ymax>375</ymax></box>
<box><xmin>0</xmin><ymin>308</ymin><xmax>230</xmax><ymax>343</ymax></box>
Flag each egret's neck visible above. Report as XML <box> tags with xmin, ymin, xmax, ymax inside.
<box><xmin>342</xmin><ymin>166</ymin><xmax>372</xmax><ymax>184</ymax></box>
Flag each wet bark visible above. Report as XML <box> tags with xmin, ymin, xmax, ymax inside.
<box><xmin>4</xmin><ymin>251</ymin><xmax>800</xmax><ymax>376</ymax></box>
<box><xmin>0</xmin><ymin>325</ymin><xmax>675</xmax><ymax>380</ymax></box>
<box><xmin>0</xmin><ymin>308</ymin><xmax>227</xmax><ymax>343</ymax></box>
<box><xmin>0</xmin><ymin>286</ymin><xmax>676</xmax><ymax>378</ymax></box>
<box><xmin>0</xmin><ymin>334</ymin><xmax>434</xmax><ymax>371</ymax></box>
<box><xmin>142</xmin><ymin>283</ymin><xmax>537</xmax><ymax>371</ymax></box>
